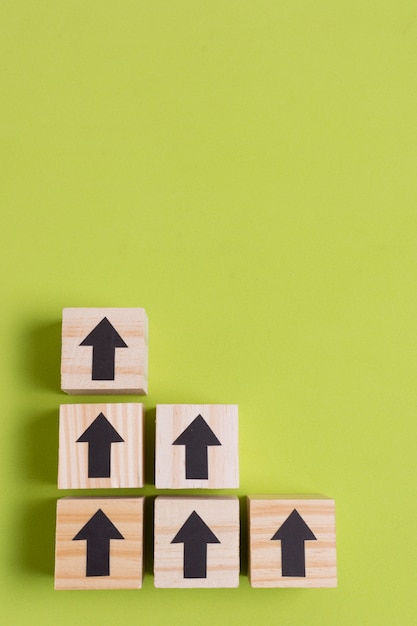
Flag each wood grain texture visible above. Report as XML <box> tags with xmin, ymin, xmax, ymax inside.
<box><xmin>154</xmin><ymin>496</ymin><xmax>240</xmax><ymax>588</ymax></box>
<box><xmin>248</xmin><ymin>495</ymin><xmax>337</xmax><ymax>588</ymax></box>
<box><xmin>58</xmin><ymin>403</ymin><xmax>144</xmax><ymax>489</ymax></box>
<box><xmin>155</xmin><ymin>404</ymin><xmax>239</xmax><ymax>489</ymax></box>
<box><xmin>61</xmin><ymin>307</ymin><xmax>148</xmax><ymax>394</ymax></box>
<box><xmin>54</xmin><ymin>497</ymin><xmax>144</xmax><ymax>590</ymax></box>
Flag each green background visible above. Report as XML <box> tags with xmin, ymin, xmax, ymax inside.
<box><xmin>1</xmin><ymin>1</ymin><xmax>416</xmax><ymax>624</ymax></box>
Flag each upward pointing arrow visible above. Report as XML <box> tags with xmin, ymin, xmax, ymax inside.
<box><xmin>271</xmin><ymin>509</ymin><xmax>317</xmax><ymax>577</ymax></box>
<box><xmin>73</xmin><ymin>509</ymin><xmax>124</xmax><ymax>577</ymax></box>
<box><xmin>80</xmin><ymin>317</ymin><xmax>128</xmax><ymax>380</ymax></box>
<box><xmin>171</xmin><ymin>511</ymin><xmax>220</xmax><ymax>578</ymax></box>
<box><xmin>76</xmin><ymin>413</ymin><xmax>124</xmax><ymax>478</ymax></box>
<box><xmin>172</xmin><ymin>414</ymin><xmax>221</xmax><ymax>479</ymax></box>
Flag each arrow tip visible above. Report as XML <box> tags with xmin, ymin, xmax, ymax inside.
<box><xmin>171</xmin><ymin>510</ymin><xmax>220</xmax><ymax>544</ymax></box>
<box><xmin>172</xmin><ymin>414</ymin><xmax>222</xmax><ymax>446</ymax></box>
<box><xmin>272</xmin><ymin>509</ymin><xmax>317</xmax><ymax>541</ymax></box>
<box><xmin>79</xmin><ymin>317</ymin><xmax>128</xmax><ymax>348</ymax></box>
<box><xmin>73</xmin><ymin>508</ymin><xmax>124</xmax><ymax>541</ymax></box>
<box><xmin>76</xmin><ymin>412</ymin><xmax>124</xmax><ymax>443</ymax></box>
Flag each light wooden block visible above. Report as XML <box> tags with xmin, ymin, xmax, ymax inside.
<box><xmin>58</xmin><ymin>403</ymin><xmax>144</xmax><ymax>489</ymax></box>
<box><xmin>54</xmin><ymin>497</ymin><xmax>144</xmax><ymax>590</ymax></box>
<box><xmin>154</xmin><ymin>496</ymin><xmax>240</xmax><ymax>588</ymax></box>
<box><xmin>248</xmin><ymin>495</ymin><xmax>337</xmax><ymax>588</ymax></box>
<box><xmin>61</xmin><ymin>307</ymin><xmax>148</xmax><ymax>394</ymax></box>
<box><xmin>155</xmin><ymin>404</ymin><xmax>239</xmax><ymax>489</ymax></box>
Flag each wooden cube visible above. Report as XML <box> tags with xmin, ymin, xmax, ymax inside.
<box><xmin>54</xmin><ymin>497</ymin><xmax>144</xmax><ymax>590</ymax></box>
<box><xmin>58</xmin><ymin>403</ymin><xmax>144</xmax><ymax>489</ymax></box>
<box><xmin>155</xmin><ymin>404</ymin><xmax>239</xmax><ymax>489</ymax></box>
<box><xmin>154</xmin><ymin>496</ymin><xmax>240</xmax><ymax>588</ymax></box>
<box><xmin>61</xmin><ymin>307</ymin><xmax>148</xmax><ymax>394</ymax></box>
<box><xmin>247</xmin><ymin>495</ymin><xmax>337</xmax><ymax>588</ymax></box>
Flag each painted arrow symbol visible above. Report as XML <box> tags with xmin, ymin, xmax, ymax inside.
<box><xmin>172</xmin><ymin>414</ymin><xmax>221</xmax><ymax>479</ymax></box>
<box><xmin>79</xmin><ymin>317</ymin><xmax>128</xmax><ymax>380</ymax></box>
<box><xmin>76</xmin><ymin>413</ymin><xmax>124</xmax><ymax>478</ymax></box>
<box><xmin>73</xmin><ymin>509</ymin><xmax>124</xmax><ymax>577</ymax></box>
<box><xmin>271</xmin><ymin>509</ymin><xmax>317</xmax><ymax>577</ymax></box>
<box><xmin>171</xmin><ymin>510</ymin><xmax>220</xmax><ymax>578</ymax></box>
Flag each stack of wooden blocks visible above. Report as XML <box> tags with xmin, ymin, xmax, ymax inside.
<box><xmin>54</xmin><ymin>307</ymin><xmax>337</xmax><ymax>589</ymax></box>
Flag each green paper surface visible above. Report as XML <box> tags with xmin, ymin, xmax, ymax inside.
<box><xmin>1</xmin><ymin>1</ymin><xmax>416</xmax><ymax>623</ymax></box>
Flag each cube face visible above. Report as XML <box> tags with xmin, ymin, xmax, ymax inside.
<box><xmin>248</xmin><ymin>496</ymin><xmax>337</xmax><ymax>588</ymax></box>
<box><xmin>155</xmin><ymin>404</ymin><xmax>239</xmax><ymax>489</ymax></box>
<box><xmin>54</xmin><ymin>497</ymin><xmax>144</xmax><ymax>590</ymax></box>
<box><xmin>154</xmin><ymin>497</ymin><xmax>240</xmax><ymax>588</ymax></box>
<box><xmin>61</xmin><ymin>307</ymin><xmax>148</xmax><ymax>394</ymax></box>
<box><xmin>58</xmin><ymin>403</ymin><xmax>144</xmax><ymax>489</ymax></box>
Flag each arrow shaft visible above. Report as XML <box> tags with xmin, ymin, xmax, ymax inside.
<box><xmin>85</xmin><ymin>539</ymin><xmax>111</xmax><ymax>577</ymax></box>
<box><xmin>87</xmin><ymin>441</ymin><xmax>112</xmax><ymax>478</ymax></box>
<box><xmin>91</xmin><ymin>345</ymin><xmax>115</xmax><ymax>380</ymax></box>
<box><xmin>183</xmin><ymin>541</ymin><xmax>208</xmax><ymax>578</ymax></box>
<box><xmin>185</xmin><ymin>445</ymin><xmax>208</xmax><ymax>479</ymax></box>
<box><xmin>281</xmin><ymin>541</ymin><xmax>306</xmax><ymax>577</ymax></box>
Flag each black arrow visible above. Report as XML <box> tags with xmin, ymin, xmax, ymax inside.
<box><xmin>79</xmin><ymin>317</ymin><xmax>128</xmax><ymax>380</ymax></box>
<box><xmin>271</xmin><ymin>509</ymin><xmax>317</xmax><ymax>577</ymax></box>
<box><xmin>172</xmin><ymin>414</ymin><xmax>221</xmax><ymax>479</ymax></box>
<box><xmin>76</xmin><ymin>413</ymin><xmax>124</xmax><ymax>478</ymax></box>
<box><xmin>171</xmin><ymin>510</ymin><xmax>220</xmax><ymax>578</ymax></box>
<box><xmin>73</xmin><ymin>509</ymin><xmax>124</xmax><ymax>577</ymax></box>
